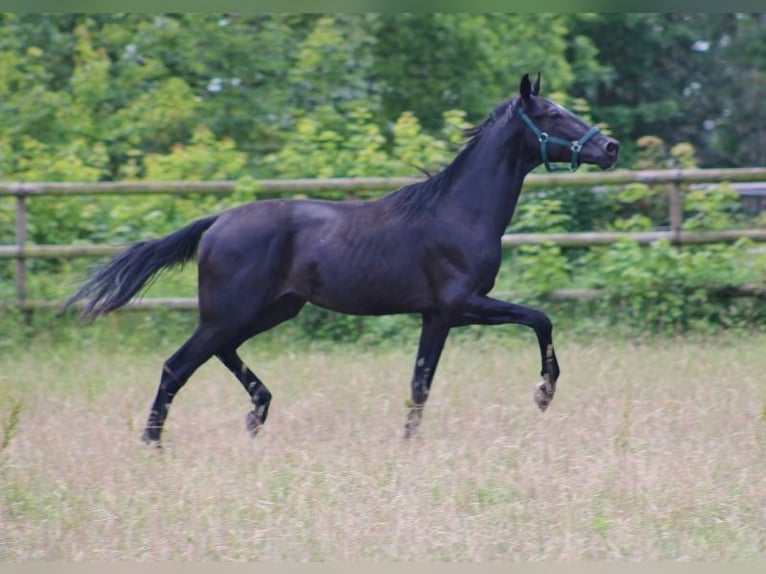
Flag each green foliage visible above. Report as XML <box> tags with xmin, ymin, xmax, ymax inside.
<box><xmin>262</xmin><ymin>106</ymin><xmax>469</xmax><ymax>179</ymax></box>
<box><xmin>1</xmin><ymin>12</ymin><xmax>764</xmax><ymax>178</ymax></box>
<box><xmin>683</xmin><ymin>184</ymin><xmax>743</xmax><ymax>232</ymax></box>
<box><xmin>262</xmin><ymin>106</ymin><xmax>390</xmax><ymax>178</ymax></box>
<box><xmin>509</xmin><ymin>198</ymin><xmax>573</xmax><ymax>234</ymax></box>
<box><xmin>505</xmin><ymin>199</ymin><xmax>573</xmax><ymax>297</ymax></box>
<box><xmin>0</xmin><ymin>12</ymin><xmax>603</xmax><ymax>181</ymax></box>
<box><xmin>583</xmin><ymin>239</ymin><xmax>764</xmax><ymax>332</ymax></box>
<box><xmin>287</xmin><ymin>15</ymin><xmax>378</xmax><ymax>118</ymax></box>
<box><xmin>513</xmin><ymin>243</ymin><xmax>572</xmax><ymax>297</ymax></box>
<box><xmin>144</xmin><ymin>125</ymin><xmax>247</xmax><ymax>181</ymax></box>
<box><xmin>372</xmin><ymin>14</ymin><xmax>596</xmax><ymax>130</ymax></box>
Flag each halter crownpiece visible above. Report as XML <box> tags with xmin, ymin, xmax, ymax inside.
<box><xmin>518</xmin><ymin>109</ymin><xmax>601</xmax><ymax>173</ymax></box>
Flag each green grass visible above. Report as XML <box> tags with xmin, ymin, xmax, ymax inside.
<box><xmin>1</xmin><ymin>315</ymin><xmax>765</xmax><ymax>560</ymax></box>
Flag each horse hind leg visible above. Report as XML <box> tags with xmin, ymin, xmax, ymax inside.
<box><xmin>216</xmin><ymin>349</ymin><xmax>272</xmax><ymax>437</ymax></box>
<box><xmin>216</xmin><ymin>294</ymin><xmax>306</xmax><ymax>438</ymax></box>
<box><xmin>142</xmin><ymin>292</ymin><xmax>304</xmax><ymax>446</ymax></box>
<box><xmin>142</xmin><ymin>325</ymin><xmax>227</xmax><ymax>446</ymax></box>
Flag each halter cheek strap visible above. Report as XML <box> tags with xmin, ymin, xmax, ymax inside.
<box><xmin>518</xmin><ymin>110</ymin><xmax>601</xmax><ymax>173</ymax></box>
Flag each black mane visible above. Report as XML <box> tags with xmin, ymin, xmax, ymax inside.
<box><xmin>384</xmin><ymin>96</ymin><xmax>518</xmax><ymax>217</ymax></box>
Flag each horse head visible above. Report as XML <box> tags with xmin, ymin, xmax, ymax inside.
<box><xmin>517</xmin><ymin>72</ymin><xmax>619</xmax><ymax>172</ymax></box>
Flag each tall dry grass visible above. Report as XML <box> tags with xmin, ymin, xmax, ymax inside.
<box><xmin>1</xmin><ymin>329</ymin><xmax>765</xmax><ymax>560</ymax></box>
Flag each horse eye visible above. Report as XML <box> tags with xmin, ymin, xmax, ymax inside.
<box><xmin>549</xmin><ymin>110</ymin><xmax>561</xmax><ymax>119</ymax></box>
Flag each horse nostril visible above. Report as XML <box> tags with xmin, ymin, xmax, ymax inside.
<box><xmin>605</xmin><ymin>141</ymin><xmax>619</xmax><ymax>155</ymax></box>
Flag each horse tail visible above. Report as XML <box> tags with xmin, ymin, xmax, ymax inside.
<box><xmin>62</xmin><ymin>215</ymin><xmax>219</xmax><ymax>319</ymax></box>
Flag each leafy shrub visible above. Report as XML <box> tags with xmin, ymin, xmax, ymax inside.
<box><xmin>583</xmin><ymin>239</ymin><xmax>764</xmax><ymax>332</ymax></box>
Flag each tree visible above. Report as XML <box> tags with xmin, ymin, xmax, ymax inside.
<box><xmin>567</xmin><ymin>13</ymin><xmax>766</xmax><ymax>167</ymax></box>
<box><xmin>371</xmin><ymin>14</ymin><xmax>604</xmax><ymax>130</ymax></box>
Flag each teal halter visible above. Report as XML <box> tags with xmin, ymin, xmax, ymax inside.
<box><xmin>519</xmin><ymin>110</ymin><xmax>601</xmax><ymax>172</ymax></box>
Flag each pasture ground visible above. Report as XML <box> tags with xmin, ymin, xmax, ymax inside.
<box><xmin>1</xmin><ymin>318</ymin><xmax>765</xmax><ymax>560</ymax></box>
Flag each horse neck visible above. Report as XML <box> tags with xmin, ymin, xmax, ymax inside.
<box><xmin>439</xmin><ymin>127</ymin><xmax>538</xmax><ymax>238</ymax></box>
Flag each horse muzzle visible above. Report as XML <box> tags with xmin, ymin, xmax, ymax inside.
<box><xmin>596</xmin><ymin>136</ymin><xmax>620</xmax><ymax>170</ymax></box>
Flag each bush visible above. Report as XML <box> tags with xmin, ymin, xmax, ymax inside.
<box><xmin>581</xmin><ymin>239</ymin><xmax>764</xmax><ymax>331</ymax></box>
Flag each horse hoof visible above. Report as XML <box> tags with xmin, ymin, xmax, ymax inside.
<box><xmin>140</xmin><ymin>430</ymin><xmax>162</xmax><ymax>449</ymax></box>
<box><xmin>534</xmin><ymin>378</ymin><xmax>554</xmax><ymax>412</ymax></box>
<box><xmin>245</xmin><ymin>410</ymin><xmax>263</xmax><ymax>437</ymax></box>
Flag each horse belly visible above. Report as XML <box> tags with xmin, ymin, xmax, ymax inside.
<box><xmin>294</xmin><ymin>248</ymin><xmax>433</xmax><ymax>316</ymax></box>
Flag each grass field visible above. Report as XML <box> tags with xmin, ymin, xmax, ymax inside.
<box><xmin>1</xmin><ymin>320</ymin><xmax>765</xmax><ymax>560</ymax></box>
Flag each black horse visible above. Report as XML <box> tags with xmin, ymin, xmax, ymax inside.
<box><xmin>64</xmin><ymin>73</ymin><xmax>619</xmax><ymax>446</ymax></box>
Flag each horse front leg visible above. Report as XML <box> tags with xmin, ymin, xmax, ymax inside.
<box><xmin>454</xmin><ymin>295</ymin><xmax>560</xmax><ymax>411</ymax></box>
<box><xmin>404</xmin><ymin>313</ymin><xmax>450</xmax><ymax>438</ymax></box>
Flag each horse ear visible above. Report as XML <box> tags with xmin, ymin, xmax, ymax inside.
<box><xmin>520</xmin><ymin>74</ymin><xmax>532</xmax><ymax>102</ymax></box>
<box><xmin>532</xmin><ymin>72</ymin><xmax>541</xmax><ymax>96</ymax></box>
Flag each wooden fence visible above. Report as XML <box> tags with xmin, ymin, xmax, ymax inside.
<box><xmin>2</xmin><ymin>167</ymin><xmax>766</xmax><ymax>310</ymax></box>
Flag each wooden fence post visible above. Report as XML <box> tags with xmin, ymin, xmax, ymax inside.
<box><xmin>14</xmin><ymin>192</ymin><xmax>27</xmax><ymax>306</ymax></box>
<box><xmin>668</xmin><ymin>181</ymin><xmax>683</xmax><ymax>246</ymax></box>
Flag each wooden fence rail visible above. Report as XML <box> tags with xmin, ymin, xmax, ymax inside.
<box><xmin>3</xmin><ymin>167</ymin><xmax>766</xmax><ymax>310</ymax></box>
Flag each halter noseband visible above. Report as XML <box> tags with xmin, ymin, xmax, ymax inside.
<box><xmin>518</xmin><ymin>109</ymin><xmax>601</xmax><ymax>173</ymax></box>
